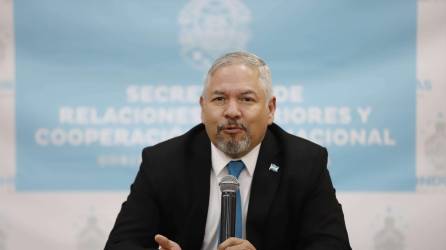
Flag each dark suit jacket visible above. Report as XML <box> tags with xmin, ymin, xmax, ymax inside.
<box><xmin>105</xmin><ymin>123</ymin><xmax>351</xmax><ymax>250</ymax></box>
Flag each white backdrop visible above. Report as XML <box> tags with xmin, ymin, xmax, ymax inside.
<box><xmin>1</xmin><ymin>0</ymin><xmax>445</xmax><ymax>249</ymax></box>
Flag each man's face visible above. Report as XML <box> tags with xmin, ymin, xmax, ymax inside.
<box><xmin>200</xmin><ymin>63</ymin><xmax>276</xmax><ymax>158</ymax></box>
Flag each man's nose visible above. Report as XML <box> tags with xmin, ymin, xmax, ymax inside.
<box><xmin>223</xmin><ymin>99</ymin><xmax>242</xmax><ymax>119</ymax></box>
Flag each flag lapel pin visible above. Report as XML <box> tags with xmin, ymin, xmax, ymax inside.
<box><xmin>269</xmin><ymin>163</ymin><xmax>279</xmax><ymax>173</ymax></box>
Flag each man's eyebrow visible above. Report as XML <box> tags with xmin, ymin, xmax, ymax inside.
<box><xmin>211</xmin><ymin>90</ymin><xmax>225</xmax><ymax>95</ymax></box>
<box><xmin>240</xmin><ymin>90</ymin><xmax>258</xmax><ymax>96</ymax></box>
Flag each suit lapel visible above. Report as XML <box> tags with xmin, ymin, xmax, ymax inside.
<box><xmin>246</xmin><ymin>129</ymin><xmax>281</xmax><ymax>247</ymax></box>
<box><xmin>179</xmin><ymin>127</ymin><xmax>212</xmax><ymax>250</ymax></box>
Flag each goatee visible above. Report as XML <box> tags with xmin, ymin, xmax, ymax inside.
<box><xmin>215</xmin><ymin>121</ymin><xmax>251</xmax><ymax>158</ymax></box>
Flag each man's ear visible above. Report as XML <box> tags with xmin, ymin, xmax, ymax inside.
<box><xmin>267</xmin><ymin>96</ymin><xmax>276</xmax><ymax>124</ymax></box>
<box><xmin>199</xmin><ymin>96</ymin><xmax>204</xmax><ymax>107</ymax></box>
<box><xmin>199</xmin><ymin>96</ymin><xmax>205</xmax><ymax>123</ymax></box>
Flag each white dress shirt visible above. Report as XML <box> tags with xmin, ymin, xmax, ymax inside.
<box><xmin>201</xmin><ymin>143</ymin><xmax>261</xmax><ymax>250</ymax></box>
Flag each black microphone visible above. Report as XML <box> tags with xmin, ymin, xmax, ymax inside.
<box><xmin>219</xmin><ymin>175</ymin><xmax>240</xmax><ymax>243</ymax></box>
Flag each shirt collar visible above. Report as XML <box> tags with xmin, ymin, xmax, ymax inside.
<box><xmin>211</xmin><ymin>142</ymin><xmax>261</xmax><ymax>177</ymax></box>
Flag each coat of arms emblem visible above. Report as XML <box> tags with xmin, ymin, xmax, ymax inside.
<box><xmin>178</xmin><ymin>0</ymin><xmax>252</xmax><ymax>70</ymax></box>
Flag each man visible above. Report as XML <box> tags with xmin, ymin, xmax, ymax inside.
<box><xmin>105</xmin><ymin>52</ymin><xmax>351</xmax><ymax>250</ymax></box>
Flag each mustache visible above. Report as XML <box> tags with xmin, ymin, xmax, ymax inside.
<box><xmin>217</xmin><ymin>120</ymin><xmax>247</xmax><ymax>133</ymax></box>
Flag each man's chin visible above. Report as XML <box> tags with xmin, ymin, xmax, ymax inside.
<box><xmin>220</xmin><ymin>131</ymin><xmax>247</xmax><ymax>140</ymax></box>
<box><xmin>215</xmin><ymin>136</ymin><xmax>251</xmax><ymax>158</ymax></box>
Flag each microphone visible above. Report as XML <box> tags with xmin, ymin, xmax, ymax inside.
<box><xmin>219</xmin><ymin>175</ymin><xmax>240</xmax><ymax>243</ymax></box>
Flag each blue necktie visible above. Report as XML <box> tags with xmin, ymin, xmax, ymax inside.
<box><xmin>226</xmin><ymin>160</ymin><xmax>245</xmax><ymax>239</ymax></box>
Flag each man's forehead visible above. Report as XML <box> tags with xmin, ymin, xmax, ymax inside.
<box><xmin>207</xmin><ymin>77</ymin><xmax>262</xmax><ymax>93</ymax></box>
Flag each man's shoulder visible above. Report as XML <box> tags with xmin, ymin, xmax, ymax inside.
<box><xmin>268</xmin><ymin>124</ymin><xmax>328</xmax><ymax>180</ymax></box>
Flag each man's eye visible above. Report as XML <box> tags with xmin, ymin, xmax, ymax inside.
<box><xmin>212</xmin><ymin>97</ymin><xmax>225</xmax><ymax>102</ymax></box>
<box><xmin>241</xmin><ymin>97</ymin><xmax>255</xmax><ymax>102</ymax></box>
